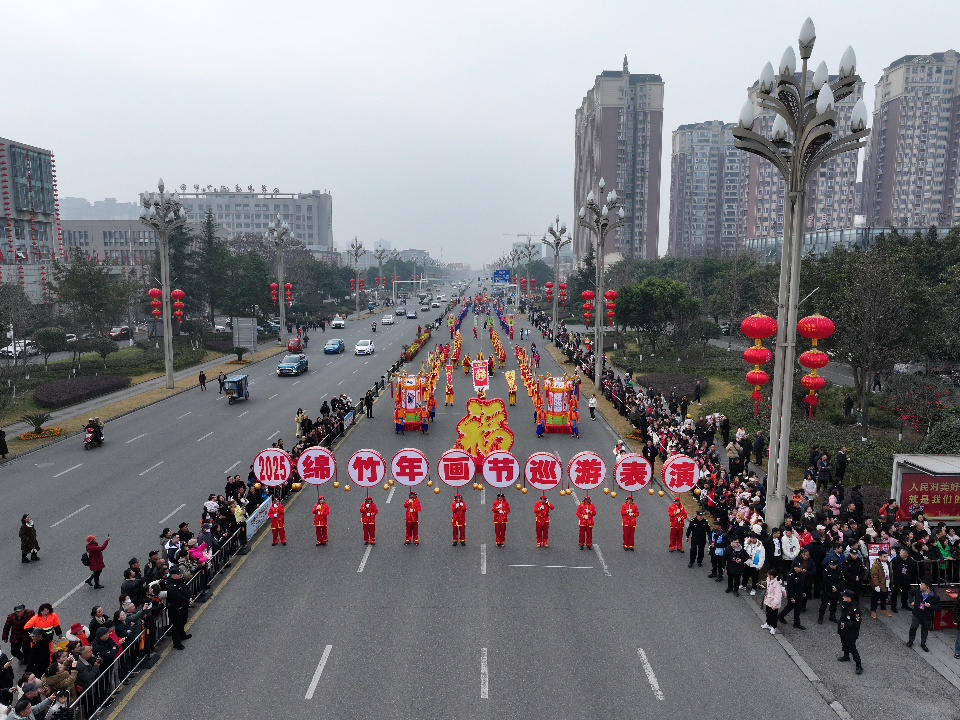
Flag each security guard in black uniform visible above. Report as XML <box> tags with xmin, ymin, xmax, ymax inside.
<box><xmin>818</xmin><ymin>558</ymin><xmax>844</xmax><ymax>624</ymax></box>
<box><xmin>166</xmin><ymin>566</ymin><xmax>194</xmax><ymax>650</ymax></box>
<box><xmin>685</xmin><ymin>511</ymin><xmax>710</xmax><ymax>568</ymax></box>
<box><xmin>837</xmin><ymin>590</ymin><xmax>863</xmax><ymax>675</ymax></box>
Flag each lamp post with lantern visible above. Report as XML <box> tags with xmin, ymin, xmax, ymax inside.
<box><xmin>266</xmin><ymin>214</ymin><xmax>293</xmax><ymax>345</ymax></box>
<box><xmin>541</xmin><ymin>216</ymin><xmax>571</xmax><ymax>337</ymax></box>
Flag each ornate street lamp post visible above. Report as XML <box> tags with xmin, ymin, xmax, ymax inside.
<box><xmin>578</xmin><ymin>178</ymin><xmax>625</xmax><ymax>388</ymax></box>
<box><xmin>732</xmin><ymin>17</ymin><xmax>869</xmax><ymax>526</ymax></box>
<box><xmin>139</xmin><ymin>179</ymin><xmax>186</xmax><ymax>390</ymax></box>
<box><xmin>517</xmin><ymin>238</ymin><xmax>539</xmax><ymax>317</ymax></box>
<box><xmin>347</xmin><ymin>238</ymin><xmax>367</xmax><ymax>318</ymax></box>
<box><xmin>542</xmin><ymin>215</ymin><xmax>570</xmax><ymax>337</ymax></box>
<box><xmin>266</xmin><ymin>214</ymin><xmax>292</xmax><ymax>345</ymax></box>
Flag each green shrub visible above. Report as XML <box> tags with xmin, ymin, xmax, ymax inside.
<box><xmin>33</xmin><ymin>376</ymin><xmax>132</xmax><ymax>409</ymax></box>
<box><xmin>921</xmin><ymin>416</ymin><xmax>960</xmax><ymax>454</ymax></box>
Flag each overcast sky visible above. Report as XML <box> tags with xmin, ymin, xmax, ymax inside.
<box><xmin>4</xmin><ymin>1</ymin><xmax>958</xmax><ymax>265</ymax></box>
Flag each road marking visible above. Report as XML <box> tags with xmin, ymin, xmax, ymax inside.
<box><xmin>159</xmin><ymin>503</ymin><xmax>187</xmax><ymax>524</ymax></box>
<box><xmin>53</xmin><ymin>580</ymin><xmax>88</xmax><ymax>609</ymax></box>
<box><xmin>480</xmin><ymin>647</ymin><xmax>489</xmax><ymax>699</ymax></box>
<box><xmin>51</xmin><ymin>504</ymin><xmax>90</xmax><ymax>528</ymax></box>
<box><xmin>269</xmin><ymin>394</ymin><xmax>278</xmax><ymax>399</ymax></box>
<box><xmin>197</xmin><ymin>432</ymin><xmax>214</xmax><ymax>442</ymax></box>
<box><xmin>319</xmin><ymin>393</ymin><xmax>327</xmax><ymax>400</ymax></box>
<box><xmin>327</xmin><ymin>361</ymin><xmax>333</xmax><ymax>365</ymax></box>
<box><xmin>364</xmin><ymin>360</ymin><xmax>369</xmax><ymax>364</ymax></box>
<box><xmin>509</xmin><ymin>564</ymin><xmax>594</xmax><ymax>569</ymax></box>
<box><xmin>139</xmin><ymin>461</ymin><xmax>164</xmax><ymax>476</ymax></box>
<box><xmin>593</xmin><ymin>544</ymin><xmax>611</xmax><ymax>576</ymax></box>
<box><xmin>268</xmin><ymin>430</ymin><xmax>280</xmax><ymax>440</ymax></box>
<box><xmin>357</xmin><ymin>545</ymin><xmax>373</xmax><ymax>573</ymax></box>
<box><xmin>177</xmin><ymin>412</ymin><xmax>192</xmax><ymax>419</ymax></box>
<box><xmin>217</xmin><ymin>396</ymin><xmax>223</xmax><ymax>401</ymax></box>
<box><xmin>571</xmin><ymin>490</ymin><xmax>580</xmax><ymax>504</ymax></box>
<box><xmin>352</xmin><ymin>369</ymin><xmax>358</xmax><ymax>374</ymax></box>
<box><xmin>637</xmin><ymin>649</ymin><xmax>664</xmax><ymax>700</ymax></box>
<box><xmin>224</xmin><ymin>461</ymin><xmax>240</xmax><ymax>474</ymax></box>
<box><xmin>480</xmin><ymin>543</ymin><xmax>487</xmax><ymax>575</ymax></box>
<box><xmin>292</xmin><ymin>380</ymin><xmax>300</xmax><ymax>385</ymax></box>
<box><xmin>52</xmin><ymin>464</ymin><xmax>82</xmax><ymax>478</ymax></box>
<box><xmin>125</xmin><ymin>433</ymin><xmax>147</xmax><ymax>444</ymax></box>
<box><xmin>509</xmin><ymin>564</ymin><xmax>537</xmax><ymax>567</ymax></box>
<box><xmin>338</xmin><ymin>380</ymin><xmax>344</xmax><ymax>385</ymax></box>
<box><xmin>481</xmin><ymin>487</ymin><xmax>486</xmax><ymax>505</ymax></box>
<box><xmin>238</xmin><ymin>411</ymin><xmax>249</xmax><ymax>417</ymax></box>
<box><xmin>304</xmin><ymin>645</ymin><xmax>334</xmax><ymax>700</ymax></box>
<box><xmin>386</xmin><ymin>486</ymin><xmax>396</xmax><ymax>504</ymax></box>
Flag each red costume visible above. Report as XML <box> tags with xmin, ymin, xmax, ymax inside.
<box><xmin>404</xmin><ymin>493</ymin><xmax>423</xmax><ymax>545</ymax></box>
<box><xmin>576</xmin><ymin>498</ymin><xmax>597</xmax><ymax>549</ymax></box>
<box><xmin>492</xmin><ymin>494</ymin><xmax>511</xmax><ymax>546</ymax></box>
<box><xmin>668</xmin><ymin>498</ymin><xmax>688</xmax><ymax>552</ymax></box>
<box><xmin>268</xmin><ymin>501</ymin><xmax>287</xmax><ymax>546</ymax></box>
<box><xmin>451</xmin><ymin>494</ymin><xmax>467</xmax><ymax>545</ymax></box>
<box><xmin>533</xmin><ymin>496</ymin><xmax>554</xmax><ymax>548</ymax></box>
<box><xmin>361</xmin><ymin>498</ymin><xmax>378</xmax><ymax>544</ymax></box>
<box><xmin>312</xmin><ymin>498</ymin><xmax>331</xmax><ymax>545</ymax></box>
<box><xmin>621</xmin><ymin>498</ymin><xmax>640</xmax><ymax>550</ymax></box>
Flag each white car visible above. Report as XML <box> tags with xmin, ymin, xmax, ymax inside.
<box><xmin>431</xmin><ymin>301</ymin><xmax>440</xmax><ymax>308</ymax></box>
<box><xmin>214</xmin><ymin>325</ymin><xmax>227</xmax><ymax>333</ymax></box>
<box><xmin>0</xmin><ymin>341</ymin><xmax>39</xmax><ymax>358</ymax></box>
<box><xmin>355</xmin><ymin>339</ymin><xmax>375</xmax><ymax>355</ymax></box>
<box><xmin>894</xmin><ymin>361</ymin><xmax>926</xmax><ymax>376</ymax></box>
<box><xmin>381</xmin><ymin>315</ymin><xmax>395</xmax><ymax>325</ymax></box>
<box><xmin>331</xmin><ymin>315</ymin><xmax>346</xmax><ymax>329</ymax></box>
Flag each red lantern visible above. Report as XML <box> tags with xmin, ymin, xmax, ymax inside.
<box><xmin>173</xmin><ymin>301</ymin><xmax>185</xmax><ymax>311</ymax></box>
<box><xmin>743</xmin><ymin>346</ymin><xmax>773</xmax><ymax>366</ymax></box>
<box><xmin>148</xmin><ymin>287</ymin><xmax>162</xmax><ymax>300</ymax></box>
<box><xmin>284</xmin><ymin>283</ymin><xmax>292</xmax><ymax>291</ymax></box>
<box><xmin>801</xmin><ymin>374</ymin><xmax>827</xmax><ymax>392</ymax></box>
<box><xmin>152</xmin><ymin>309</ymin><xmax>162</xmax><ymax>319</ymax></box>
<box><xmin>545</xmin><ymin>282</ymin><xmax>554</xmax><ymax>291</ymax></box>
<box><xmin>171</xmin><ymin>288</ymin><xmax>186</xmax><ymax>302</ymax></box>
<box><xmin>150</xmin><ymin>300</ymin><xmax>162</xmax><ymax>310</ymax></box>
<box><xmin>581</xmin><ymin>290</ymin><xmax>596</xmax><ymax>302</ymax></box>
<box><xmin>530</xmin><ymin>279</ymin><xmax>536</xmax><ymax>289</ymax></box>
<box><xmin>797</xmin><ymin>314</ymin><xmax>835</xmax><ymax>345</ymax></box>
<box><xmin>746</xmin><ymin>369</ymin><xmax>770</xmax><ymax>387</ymax></box>
<box><xmin>604</xmin><ymin>290</ymin><xmax>619</xmax><ymax>302</ymax></box>
<box><xmin>741</xmin><ymin>312</ymin><xmax>777</xmax><ymax>417</ymax></box>
<box><xmin>798</xmin><ymin>349</ymin><xmax>829</xmax><ymax>370</ymax></box>
<box><xmin>270</xmin><ymin>282</ymin><xmax>279</xmax><ymax>292</ymax></box>
<box><xmin>583</xmin><ymin>302</ymin><xmax>594</xmax><ymax>312</ymax></box>
<box><xmin>741</xmin><ymin>312</ymin><xmax>777</xmax><ymax>340</ymax></box>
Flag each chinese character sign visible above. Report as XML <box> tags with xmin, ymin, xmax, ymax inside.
<box><xmin>568</xmin><ymin>451</ymin><xmax>606</xmax><ymax>490</ymax></box>
<box><xmin>484</xmin><ymin>451</ymin><xmax>520</xmax><ymax>489</ymax></box>
<box><xmin>472</xmin><ymin>364</ymin><xmax>489</xmax><ymax>392</ymax></box>
<box><xmin>297</xmin><ymin>447</ymin><xmax>336</xmax><ymax>486</ymax></box>
<box><xmin>439</xmin><ymin>449</ymin><xmax>475</xmax><ymax>487</ymax></box>
<box><xmin>348</xmin><ymin>449</ymin><xmax>387</xmax><ymax>487</ymax></box>
<box><xmin>898</xmin><ymin>472</ymin><xmax>960</xmax><ymax>521</ymax></box>
<box><xmin>525</xmin><ymin>452</ymin><xmax>561</xmax><ymax>491</ymax></box>
<box><xmin>392</xmin><ymin>448</ymin><xmax>430</xmax><ymax>487</ymax></box>
<box><xmin>661</xmin><ymin>455</ymin><xmax>698</xmax><ymax>494</ymax></box>
<box><xmin>615</xmin><ymin>454</ymin><xmax>652</xmax><ymax>492</ymax></box>
<box><xmin>254</xmin><ymin>448</ymin><xmax>292</xmax><ymax>487</ymax></box>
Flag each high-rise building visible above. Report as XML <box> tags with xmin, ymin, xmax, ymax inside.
<box><xmin>574</xmin><ymin>56</ymin><xmax>664</xmax><ymax>265</ymax></box>
<box><xmin>861</xmin><ymin>50</ymin><xmax>960</xmax><ymax>227</ymax></box>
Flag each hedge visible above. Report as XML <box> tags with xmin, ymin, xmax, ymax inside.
<box><xmin>34</xmin><ymin>376</ymin><xmax>132</xmax><ymax>409</ymax></box>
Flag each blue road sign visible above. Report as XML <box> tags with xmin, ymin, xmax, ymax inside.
<box><xmin>493</xmin><ymin>269</ymin><xmax>512</xmax><ymax>284</ymax></box>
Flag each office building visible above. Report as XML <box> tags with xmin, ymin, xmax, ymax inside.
<box><xmin>60</xmin><ymin>196</ymin><xmax>141</xmax><ymax>220</ymax></box>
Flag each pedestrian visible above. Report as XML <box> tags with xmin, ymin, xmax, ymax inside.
<box><xmin>694</xmin><ymin>379</ymin><xmax>702</xmax><ymax>405</ymax></box>
<box><xmin>818</xmin><ymin>558</ymin><xmax>843</xmax><ymax>624</ymax></box>
<box><xmin>312</xmin><ymin>496</ymin><xmax>330</xmax><ymax>546</ymax></box>
<box><xmin>778</xmin><ymin>562</ymin><xmax>808</xmax><ymax>630</ymax></box>
<box><xmin>761</xmin><ymin>570</ymin><xmax>787</xmax><ymax>635</ymax></box>
<box><xmin>835</xmin><ymin>447</ymin><xmax>848</xmax><ymax>483</ymax></box>
<box><xmin>166</xmin><ymin>566</ymin><xmax>193</xmax><ymax>651</ymax></box>
<box><xmin>0</xmin><ymin>427</ymin><xmax>7</xmax><ymax>460</ymax></box>
<box><xmin>869</xmin><ymin>550</ymin><xmax>893</xmax><ymax>619</ymax></box>
<box><xmin>198</xmin><ymin>371</ymin><xmax>207</xmax><ymax>391</ymax></box>
<box><xmin>667</xmin><ymin>497</ymin><xmax>687</xmax><ymax>552</ymax></box>
<box><xmin>837</xmin><ymin>590</ymin><xmax>864</xmax><ymax>674</ymax></box>
<box><xmin>906</xmin><ymin>580</ymin><xmax>941</xmax><ymax>652</ymax></box>
<box><xmin>533</xmin><ymin>494</ymin><xmax>552</xmax><ymax>548</ymax></box>
<box><xmin>742</xmin><ymin>534</ymin><xmax>765</xmax><ymax>594</ymax></box>
<box><xmin>872</xmin><ymin>372</ymin><xmax>882</xmax><ymax>392</ymax></box>
<box><xmin>364</xmin><ymin>390</ymin><xmax>374</xmax><ymax>419</ymax></box>
<box><xmin>576</xmin><ymin>496</ymin><xmax>597</xmax><ymax>550</ymax></box>
<box><xmin>620</xmin><ymin>496</ymin><xmax>639</xmax><ymax>551</ymax></box>
<box><xmin>451</xmin><ymin>493</ymin><xmax>467</xmax><ymax>546</ymax></box>
<box><xmin>19</xmin><ymin>515</ymin><xmax>39</xmax><ymax>563</ymax></box>
<box><xmin>84</xmin><ymin>534</ymin><xmax>109</xmax><ymax>588</ymax></box>
<box><xmin>268</xmin><ymin>498</ymin><xmax>286</xmax><ymax>546</ymax></box>
<box><xmin>754</xmin><ymin>430</ymin><xmax>765</xmax><ymax>466</ymax></box>
<box><xmin>404</xmin><ymin>491</ymin><xmax>422</xmax><ymax>545</ymax></box>
<box><xmin>725</xmin><ymin>539</ymin><xmax>747</xmax><ymax>596</ymax></box>
<box><xmin>686</xmin><ymin>511</ymin><xmax>709</xmax><ymax>568</ymax></box>
<box><xmin>217</xmin><ymin>372</ymin><xmax>226</xmax><ymax>394</ymax></box>
<box><xmin>2</xmin><ymin>605</ymin><xmax>34</xmax><ymax>662</ymax></box>
<box><xmin>361</xmin><ymin>497</ymin><xmax>378</xmax><ymax>545</ymax></box>
<box><xmin>890</xmin><ymin>548</ymin><xmax>915</xmax><ymax>613</ymax></box>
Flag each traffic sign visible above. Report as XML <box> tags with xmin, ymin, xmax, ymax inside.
<box><xmin>492</xmin><ymin>269</ymin><xmax>511</xmax><ymax>284</ymax></box>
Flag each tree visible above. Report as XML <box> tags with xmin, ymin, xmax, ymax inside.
<box><xmin>568</xmin><ymin>243</ymin><xmax>597</xmax><ymax>302</ymax></box>
<box><xmin>197</xmin><ymin>210</ymin><xmax>230</xmax><ymax>323</ymax></box>
<box><xmin>616</xmin><ymin>278</ymin><xmax>700</xmax><ymax>353</ymax></box>
<box><xmin>888</xmin><ymin>374</ymin><xmax>952</xmax><ymax>436</ymax></box>
<box><xmin>51</xmin><ymin>256</ymin><xmax>127</xmax><ymax>336</ymax></box>
<box><xmin>32</xmin><ymin>327</ymin><xmax>68</xmax><ymax>370</ymax></box>
<box><xmin>87</xmin><ymin>338</ymin><xmax>119</xmax><ymax>368</ymax></box>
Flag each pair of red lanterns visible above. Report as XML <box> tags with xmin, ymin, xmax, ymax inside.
<box><xmin>148</xmin><ymin>288</ymin><xmax>187</xmax><ymax>322</ymax></box>
<box><xmin>271</xmin><ymin>282</ymin><xmax>293</xmax><ymax>307</ymax></box>
<box><xmin>580</xmin><ymin>289</ymin><xmax>618</xmax><ymax>327</ymax></box>
<box><xmin>741</xmin><ymin>312</ymin><xmax>835</xmax><ymax>418</ymax></box>
<box><xmin>373</xmin><ymin>277</ymin><xmax>386</xmax><ymax>288</ymax></box>
<box><xmin>544</xmin><ymin>282</ymin><xmax>569</xmax><ymax>306</ymax></box>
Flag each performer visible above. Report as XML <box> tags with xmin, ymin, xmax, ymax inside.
<box><xmin>621</xmin><ymin>496</ymin><xmax>640</xmax><ymax>550</ymax></box>
<box><xmin>445</xmin><ymin>383</ymin><xmax>455</xmax><ymax>405</ymax></box>
<box><xmin>312</xmin><ymin>496</ymin><xmax>330</xmax><ymax>546</ymax></box>
<box><xmin>404</xmin><ymin>491</ymin><xmax>423</xmax><ymax>545</ymax></box>
<box><xmin>492</xmin><ymin>492</ymin><xmax>511</xmax><ymax>546</ymax></box>
<box><xmin>536</xmin><ymin>407</ymin><xmax>546</xmax><ymax>438</ymax></box>
<box><xmin>451</xmin><ymin>493</ymin><xmax>467</xmax><ymax>546</ymax></box>
<box><xmin>576</xmin><ymin>496</ymin><xmax>597</xmax><ymax>549</ymax></box>
<box><xmin>394</xmin><ymin>406</ymin><xmax>405</xmax><ymax>434</ymax></box>
<box><xmin>268</xmin><ymin>498</ymin><xmax>286</xmax><ymax>546</ymax></box>
<box><xmin>420</xmin><ymin>405</ymin><xmax>430</xmax><ymax>434</ymax></box>
<box><xmin>534</xmin><ymin>494</ymin><xmax>554</xmax><ymax>548</ymax></box>
<box><xmin>668</xmin><ymin>497</ymin><xmax>688</xmax><ymax>552</ymax></box>
<box><xmin>361</xmin><ymin>496</ymin><xmax>378</xmax><ymax>545</ymax></box>
<box><xmin>463</xmin><ymin>354</ymin><xmax>472</xmax><ymax>374</ymax></box>
<box><xmin>508</xmin><ymin>386</ymin><xmax>517</xmax><ymax>406</ymax></box>
<box><xmin>428</xmin><ymin>394</ymin><xmax>438</xmax><ymax>420</ymax></box>
<box><xmin>488</xmin><ymin>356</ymin><xmax>494</xmax><ymax>376</ymax></box>
<box><xmin>571</xmin><ymin>405</ymin><xmax>580</xmax><ymax>438</ymax></box>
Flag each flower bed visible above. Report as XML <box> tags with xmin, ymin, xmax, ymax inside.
<box><xmin>19</xmin><ymin>428</ymin><xmax>62</xmax><ymax>441</ymax></box>
<box><xmin>403</xmin><ymin>330</ymin><xmax>432</xmax><ymax>362</ymax></box>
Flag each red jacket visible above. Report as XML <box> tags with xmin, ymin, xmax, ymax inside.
<box><xmin>404</xmin><ymin>498</ymin><xmax>423</xmax><ymax>520</ymax></box>
<box><xmin>492</xmin><ymin>499</ymin><xmax>511</xmax><ymax>523</ymax></box>
<box><xmin>268</xmin><ymin>503</ymin><xmax>285</xmax><ymax>530</ymax></box>
<box><xmin>534</xmin><ymin>500</ymin><xmax>554</xmax><ymax>523</ymax></box>
<box><xmin>361</xmin><ymin>500</ymin><xmax>379</xmax><ymax>524</ymax></box>
<box><xmin>312</xmin><ymin>502</ymin><xmax>330</xmax><ymax>527</ymax></box>
<box><xmin>86</xmin><ymin>538</ymin><xmax>109</xmax><ymax>572</ymax></box>
<box><xmin>451</xmin><ymin>500</ymin><xmax>467</xmax><ymax>525</ymax></box>
<box><xmin>621</xmin><ymin>502</ymin><xmax>640</xmax><ymax>528</ymax></box>
<box><xmin>668</xmin><ymin>502</ymin><xmax>688</xmax><ymax>529</ymax></box>
<box><xmin>576</xmin><ymin>502</ymin><xmax>596</xmax><ymax>528</ymax></box>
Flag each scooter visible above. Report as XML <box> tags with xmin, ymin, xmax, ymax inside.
<box><xmin>83</xmin><ymin>427</ymin><xmax>104</xmax><ymax>450</ymax></box>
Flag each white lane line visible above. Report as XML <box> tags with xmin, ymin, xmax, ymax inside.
<box><xmin>50</xmin><ymin>504</ymin><xmax>90</xmax><ymax>528</ymax></box>
<box><xmin>269</xmin><ymin>394</ymin><xmax>278</xmax><ymax>399</ymax></box>
<box><xmin>593</xmin><ymin>544</ymin><xmax>611</xmax><ymax>577</ymax></box>
<box><xmin>481</xmin><ymin>486</ymin><xmax>486</xmax><ymax>505</ymax></box>
<box><xmin>177</xmin><ymin>412</ymin><xmax>192</xmax><ymax>419</ymax></box>
<box><xmin>197</xmin><ymin>432</ymin><xmax>214</xmax><ymax>442</ymax></box>
<box><xmin>508</xmin><ymin>564</ymin><xmax>594</xmax><ymax>569</ymax></box>
<box><xmin>509</xmin><ymin>564</ymin><xmax>537</xmax><ymax>567</ymax></box>
<box><xmin>292</xmin><ymin>380</ymin><xmax>300</xmax><ymax>385</ymax></box>
<box><xmin>125</xmin><ymin>433</ymin><xmax>148</xmax><ymax>444</ymax></box>
<box><xmin>139</xmin><ymin>461</ymin><xmax>164</xmax><ymax>476</ymax></box>
<box><xmin>268</xmin><ymin>430</ymin><xmax>280</xmax><ymax>440</ymax></box>
<box><xmin>159</xmin><ymin>503</ymin><xmax>187</xmax><ymax>524</ymax></box>
<box><xmin>53</xmin><ymin>581</ymin><xmax>87</xmax><ymax>609</ymax></box>
<box><xmin>352</xmin><ymin>369</ymin><xmax>358</xmax><ymax>374</ymax></box>
<box><xmin>217</xmin><ymin>396</ymin><xmax>224</xmax><ymax>401</ymax></box>
<box><xmin>364</xmin><ymin>360</ymin><xmax>369</xmax><ymax>364</ymax></box>
<box><xmin>327</xmin><ymin>361</ymin><xmax>333</xmax><ymax>365</ymax></box>
<box><xmin>637</xmin><ymin>648</ymin><xmax>664</xmax><ymax>700</ymax></box>
<box><xmin>52</xmin><ymin>464</ymin><xmax>82</xmax><ymax>478</ymax></box>
<box><xmin>357</xmin><ymin>544</ymin><xmax>373</xmax><ymax>573</ymax></box>
<box><xmin>224</xmin><ymin>461</ymin><xmax>240</xmax><ymax>474</ymax></box>
<box><xmin>238</xmin><ymin>411</ymin><xmax>249</xmax><ymax>417</ymax></box>
<box><xmin>480</xmin><ymin>647</ymin><xmax>489</xmax><ymax>699</ymax></box>
<box><xmin>319</xmin><ymin>393</ymin><xmax>327</xmax><ymax>400</ymax></box>
<box><xmin>386</xmin><ymin>486</ymin><xmax>396</xmax><ymax>504</ymax></box>
<box><xmin>304</xmin><ymin>644</ymin><xmax>334</xmax><ymax>700</ymax></box>
<box><xmin>480</xmin><ymin>543</ymin><xmax>487</xmax><ymax>575</ymax></box>
<box><xmin>338</xmin><ymin>380</ymin><xmax>344</xmax><ymax>385</ymax></box>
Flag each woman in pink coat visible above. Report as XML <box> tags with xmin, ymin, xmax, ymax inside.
<box><xmin>760</xmin><ymin>569</ymin><xmax>787</xmax><ymax>636</ymax></box>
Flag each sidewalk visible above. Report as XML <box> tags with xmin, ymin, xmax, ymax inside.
<box><xmin>878</xmin><ymin>606</ymin><xmax>960</xmax><ymax>691</ymax></box>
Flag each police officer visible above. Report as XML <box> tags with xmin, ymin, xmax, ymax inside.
<box><xmin>685</xmin><ymin>511</ymin><xmax>710</xmax><ymax>568</ymax></box>
<box><xmin>166</xmin><ymin>566</ymin><xmax>193</xmax><ymax>651</ymax></box>
<box><xmin>837</xmin><ymin>590</ymin><xmax>863</xmax><ymax>674</ymax></box>
<box><xmin>818</xmin><ymin>557</ymin><xmax>844</xmax><ymax>624</ymax></box>
<box><xmin>841</xmin><ymin>546</ymin><xmax>866</xmax><ymax>605</ymax></box>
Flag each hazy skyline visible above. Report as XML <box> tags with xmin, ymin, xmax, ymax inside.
<box><xmin>4</xmin><ymin>1</ymin><xmax>958</xmax><ymax>265</ymax></box>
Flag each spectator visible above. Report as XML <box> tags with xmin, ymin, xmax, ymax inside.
<box><xmin>19</xmin><ymin>516</ymin><xmax>39</xmax><ymax>564</ymax></box>
<box><xmin>761</xmin><ymin>570</ymin><xmax>786</xmax><ymax>635</ymax></box>
<box><xmin>84</xmin><ymin>535</ymin><xmax>110</xmax><ymax>589</ymax></box>
<box><xmin>74</xmin><ymin>645</ymin><xmax>101</xmax><ymax>691</ymax></box>
<box><xmin>868</xmin><ymin>551</ymin><xmax>893</xmax><ymax>619</ymax></box>
<box><xmin>2</xmin><ymin>606</ymin><xmax>34</xmax><ymax>663</ymax></box>
<box><xmin>906</xmin><ymin>580</ymin><xmax>941</xmax><ymax>652</ymax></box>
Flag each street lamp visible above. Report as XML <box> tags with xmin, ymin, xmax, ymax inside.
<box><xmin>578</xmin><ymin>177</ymin><xmax>626</xmax><ymax>388</ymax></box>
<box><xmin>347</xmin><ymin>238</ymin><xmax>367</xmax><ymax>318</ymax></box>
<box><xmin>732</xmin><ymin>17</ymin><xmax>869</xmax><ymax>527</ymax></box>
<box><xmin>139</xmin><ymin>179</ymin><xmax>186</xmax><ymax>390</ymax></box>
<box><xmin>542</xmin><ymin>215</ymin><xmax>570</xmax><ymax>337</ymax></box>
<box><xmin>373</xmin><ymin>247</ymin><xmax>389</xmax><ymax>306</ymax></box>
<box><xmin>517</xmin><ymin>238</ymin><xmax>539</xmax><ymax>317</ymax></box>
<box><xmin>266</xmin><ymin>214</ymin><xmax>293</xmax><ymax>345</ymax></box>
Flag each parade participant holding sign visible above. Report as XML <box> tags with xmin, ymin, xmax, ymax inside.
<box><xmin>534</xmin><ymin>494</ymin><xmax>554</xmax><ymax>548</ymax></box>
<box><xmin>492</xmin><ymin>492</ymin><xmax>511</xmax><ymax>547</ymax></box>
<box><xmin>404</xmin><ymin>491</ymin><xmax>423</xmax><ymax>545</ymax></box>
<box><xmin>312</xmin><ymin>497</ymin><xmax>330</xmax><ymax>546</ymax></box>
<box><xmin>576</xmin><ymin>496</ymin><xmax>597</xmax><ymax>550</ymax></box>
<box><xmin>268</xmin><ymin>499</ymin><xmax>286</xmax><ymax>546</ymax></box>
<box><xmin>361</xmin><ymin>497</ymin><xmax>378</xmax><ymax>545</ymax></box>
<box><xmin>668</xmin><ymin>497</ymin><xmax>688</xmax><ymax>552</ymax></box>
<box><xmin>451</xmin><ymin>493</ymin><xmax>467</xmax><ymax>546</ymax></box>
<box><xmin>620</xmin><ymin>496</ymin><xmax>639</xmax><ymax>550</ymax></box>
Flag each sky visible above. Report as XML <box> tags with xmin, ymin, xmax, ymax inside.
<box><xmin>4</xmin><ymin>1</ymin><xmax>960</xmax><ymax>265</ymax></box>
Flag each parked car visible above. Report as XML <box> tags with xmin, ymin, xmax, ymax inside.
<box><xmin>406</xmin><ymin>310</ymin><xmax>417</xmax><ymax>319</ymax></box>
<box><xmin>381</xmin><ymin>314</ymin><xmax>395</xmax><ymax>325</ymax></box>
<box><xmin>0</xmin><ymin>341</ymin><xmax>39</xmax><ymax>358</ymax></box>
<box><xmin>331</xmin><ymin>315</ymin><xmax>346</xmax><ymax>329</ymax></box>
<box><xmin>277</xmin><ymin>353</ymin><xmax>309</xmax><ymax>376</ymax></box>
<box><xmin>65</xmin><ymin>334</ymin><xmax>78</xmax><ymax>343</ymax></box>
<box><xmin>109</xmin><ymin>326</ymin><xmax>131</xmax><ymax>340</ymax></box>
<box><xmin>324</xmin><ymin>338</ymin><xmax>346</xmax><ymax>354</ymax></box>
<box><xmin>213</xmin><ymin>325</ymin><xmax>227</xmax><ymax>333</ymax></box>
<box><xmin>287</xmin><ymin>337</ymin><xmax>304</xmax><ymax>353</ymax></box>
<box><xmin>354</xmin><ymin>339</ymin><xmax>375</xmax><ymax>356</ymax></box>
<box><xmin>893</xmin><ymin>361</ymin><xmax>926</xmax><ymax>376</ymax></box>
<box><xmin>265</xmin><ymin>323</ymin><xmax>281</xmax><ymax>335</ymax></box>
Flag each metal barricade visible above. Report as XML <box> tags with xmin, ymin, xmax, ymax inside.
<box><xmin>913</xmin><ymin>557</ymin><xmax>960</xmax><ymax>586</ymax></box>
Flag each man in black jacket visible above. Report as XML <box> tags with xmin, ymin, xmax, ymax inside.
<box><xmin>120</xmin><ymin>569</ymin><xmax>146</xmax><ymax>606</ymax></box>
<box><xmin>166</xmin><ymin>567</ymin><xmax>194</xmax><ymax>651</ymax></box>
<box><xmin>778</xmin><ymin>563</ymin><xmax>808</xmax><ymax>629</ymax></box>
<box><xmin>906</xmin><ymin>581</ymin><xmax>941</xmax><ymax>652</ymax></box>
<box><xmin>707</xmin><ymin>524</ymin><xmax>727</xmax><ymax>581</ymax></box>
<box><xmin>725</xmin><ymin>539</ymin><xmax>748</xmax><ymax>596</ymax></box>
<box><xmin>686</xmin><ymin>511</ymin><xmax>710</xmax><ymax>568</ymax></box>
<box><xmin>837</xmin><ymin>590</ymin><xmax>863</xmax><ymax>674</ymax></box>
<box><xmin>818</xmin><ymin>558</ymin><xmax>844</xmax><ymax>624</ymax></box>
<box><xmin>841</xmin><ymin>547</ymin><xmax>866</xmax><ymax>605</ymax></box>
<box><xmin>890</xmin><ymin>548</ymin><xmax>915</xmax><ymax>613</ymax></box>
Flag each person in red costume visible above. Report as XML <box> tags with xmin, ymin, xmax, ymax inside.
<box><xmin>534</xmin><ymin>494</ymin><xmax>554</xmax><ymax>548</ymax></box>
<box><xmin>268</xmin><ymin>498</ymin><xmax>286</xmax><ymax>546</ymax></box>
<box><xmin>404</xmin><ymin>491</ymin><xmax>423</xmax><ymax>545</ymax></box>
<box><xmin>576</xmin><ymin>496</ymin><xmax>597</xmax><ymax>549</ymax></box>
<box><xmin>492</xmin><ymin>492</ymin><xmax>511</xmax><ymax>547</ymax></box>
<box><xmin>451</xmin><ymin>493</ymin><xmax>467</xmax><ymax>546</ymax></box>
<box><xmin>361</xmin><ymin>497</ymin><xmax>378</xmax><ymax>545</ymax></box>
<box><xmin>312</xmin><ymin>496</ymin><xmax>331</xmax><ymax>546</ymax></box>
<box><xmin>621</xmin><ymin>496</ymin><xmax>640</xmax><ymax>550</ymax></box>
<box><xmin>668</xmin><ymin>496</ymin><xmax>688</xmax><ymax>552</ymax></box>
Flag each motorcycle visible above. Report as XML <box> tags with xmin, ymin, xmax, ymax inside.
<box><xmin>83</xmin><ymin>427</ymin><xmax>104</xmax><ymax>450</ymax></box>
<box><xmin>371</xmin><ymin>322</ymin><xmax>377</xmax><ymax>333</ymax></box>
